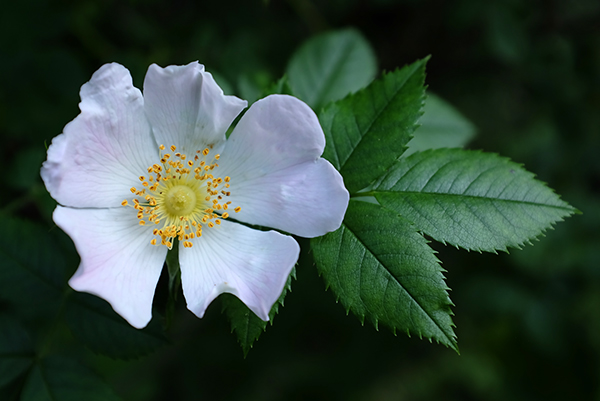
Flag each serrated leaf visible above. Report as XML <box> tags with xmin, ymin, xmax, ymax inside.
<box><xmin>287</xmin><ymin>28</ymin><xmax>377</xmax><ymax>110</ymax></box>
<box><xmin>222</xmin><ymin>268</ymin><xmax>295</xmax><ymax>356</ymax></box>
<box><xmin>319</xmin><ymin>58</ymin><xmax>428</xmax><ymax>193</ymax></box>
<box><xmin>368</xmin><ymin>148</ymin><xmax>578</xmax><ymax>252</ymax></box>
<box><xmin>20</xmin><ymin>356</ymin><xmax>120</xmax><ymax>401</ymax></box>
<box><xmin>311</xmin><ymin>200</ymin><xmax>457</xmax><ymax>350</ymax></box>
<box><xmin>404</xmin><ymin>93</ymin><xmax>476</xmax><ymax>157</ymax></box>
<box><xmin>0</xmin><ymin>314</ymin><xmax>34</xmax><ymax>387</ymax></box>
<box><xmin>65</xmin><ymin>292</ymin><xmax>167</xmax><ymax>360</ymax></box>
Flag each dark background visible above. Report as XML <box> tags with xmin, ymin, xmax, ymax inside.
<box><xmin>1</xmin><ymin>0</ymin><xmax>599</xmax><ymax>400</ymax></box>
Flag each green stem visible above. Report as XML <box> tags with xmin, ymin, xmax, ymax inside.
<box><xmin>165</xmin><ymin>239</ymin><xmax>181</xmax><ymax>330</ymax></box>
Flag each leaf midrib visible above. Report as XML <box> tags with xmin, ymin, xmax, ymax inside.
<box><xmin>363</xmin><ymin>190</ymin><xmax>575</xmax><ymax>211</ymax></box>
<box><xmin>334</xmin><ymin>64</ymin><xmax>421</xmax><ymax>169</ymax></box>
<box><xmin>341</xmin><ymin>222</ymin><xmax>457</xmax><ymax>348</ymax></box>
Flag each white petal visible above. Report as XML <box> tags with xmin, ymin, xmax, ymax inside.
<box><xmin>229</xmin><ymin>159</ymin><xmax>349</xmax><ymax>237</ymax></box>
<box><xmin>143</xmin><ymin>62</ymin><xmax>247</xmax><ymax>154</ymax></box>
<box><xmin>218</xmin><ymin>95</ymin><xmax>349</xmax><ymax>237</ymax></box>
<box><xmin>179</xmin><ymin>220</ymin><xmax>299</xmax><ymax>321</ymax></box>
<box><xmin>54</xmin><ymin>206</ymin><xmax>167</xmax><ymax>329</ymax></box>
<box><xmin>41</xmin><ymin>63</ymin><xmax>158</xmax><ymax>208</ymax></box>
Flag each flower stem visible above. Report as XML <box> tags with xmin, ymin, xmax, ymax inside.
<box><xmin>165</xmin><ymin>239</ymin><xmax>181</xmax><ymax>329</ymax></box>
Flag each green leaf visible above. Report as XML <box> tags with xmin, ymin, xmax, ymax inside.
<box><xmin>286</xmin><ymin>28</ymin><xmax>377</xmax><ymax>110</ymax></box>
<box><xmin>262</xmin><ymin>75</ymin><xmax>293</xmax><ymax>97</ymax></box>
<box><xmin>222</xmin><ymin>267</ymin><xmax>295</xmax><ymax>356</ymax></box>
<box><xmin>367</xmin><ymin>148</ymin><xmax>578</xmax><ymax>252</ymax></box>
<box><xmin>311</xmin><ymin>200</ymin><xmax>457</xmax><ymax>350</ymax></box>
<box><xmin>319</xmin><ymin>58</ymin><xmax>428</xmax><ymax>193</ymax></box>
<box><xmin>65</xmin><ymin>292</ymin><xmax>168</xmax><ymax>360</ymax></box>
<box><xmin>404</xmin><ymin>93</ymin><xmax>476</xmax><ymax>157</ymax></box>
<box><xmin>0</xmin><ymin>314</ymin><xmax>34</xmax><ymax>387</ymax></box>
<box><xmin>0</xmin><ymin>215</ymin><xmax>69</xmax><ymax>320</ymax></box>
<box><xmin>20</xmin><ymin>356</ymin><xmax>120</xmax><ymax>401</ymax></box>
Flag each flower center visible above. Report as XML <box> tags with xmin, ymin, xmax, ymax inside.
<box><xmin>164</xmin><ymin>185</ymin><xmax>197</xmax><ymax>216</ymax></box>
<box><xmin>122</xmin><ymin>145</ymin><xmax>241</xmax><ymax>249</ymax></box>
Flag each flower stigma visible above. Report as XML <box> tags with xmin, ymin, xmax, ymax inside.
<box><xmin>123</xmin><ymin>145</ymin><xmax>240</xmax><ymax>249</ymax></box>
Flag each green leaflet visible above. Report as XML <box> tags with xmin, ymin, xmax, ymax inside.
<box><xmin>20</xmin><ymin>357</ymin><xmax>120</xmax><ymax>401</ymax></box>
<box><xmin>287</xmin><ymin>28</ymin><xmax>377</xmax><ymax>110</ymax></box>
<box><xmin>367</xmin><ymin>148</ymin><xmax>578</xmax><ymax>252</ymax></box>
<box><xmin>65</xmin><ymin>292</ymin><xmax>168</xmax><ymax>360</ymax></box>
<box><xmin>319</xmin><ymin>58</ymin><xmax>428</xmax><ymax>193</ymax></box>
<box><xmin>222</xmin><ymin>268</ymin><xmax>295</xmax><ymax>356</ymax></box>
<box><xmin>404</xmin><ymin>93</ymin><xmax>476</xmax><ymax>157</ymax></box>
<box><xmin>311</xmin><ymin>200</ymin><xmax>457</xmax><ymax>351</ymax></box>
<box><xmin>0</xmin><ymin>214</ymin><xmax>70</xmax><ymax>322</ymax></box>
<box><xmin>0</xmin><ymin>315</ymin><xmax>34</xmax><ymax>387</ymax></box>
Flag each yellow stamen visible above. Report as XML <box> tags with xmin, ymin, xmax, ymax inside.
<box><xmin>122</xmin><ymin>144</ymin><xmax>241</xmax><ymax>249</ymax></box>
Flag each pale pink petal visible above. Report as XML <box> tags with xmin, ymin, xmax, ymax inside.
<box><xmin>54</xmin><ymin>206</ymin><xmax>167</xmax><ymax>329</ymax></box>
<box><xmin>143</xmin><ymin>62</ymin><xmax>247</xmax><ymax>155</ymax></box>
<box><xmin>41</xmin><ymin>63</ymin><xmax>158</xmax><ymax>208</ymax></box>
<box><xmin>179</xmin><ymin>220</ymin><xmax>299</xmax><ymax>321</ymax></box>
<box><xmin>217</xmin><ymin>95</ymin><xmax>349</xmax><ymax>237</ymax></box>
<box><xmin>227</xmin><ymin>159</ymin><xmax>348</xmax><ymax>237</ymax></box>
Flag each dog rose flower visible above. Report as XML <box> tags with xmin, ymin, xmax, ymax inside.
<box><xmin>41</xmin><ymin>62</ymin><xmax>348</xmax><ymax>328</ymax></box>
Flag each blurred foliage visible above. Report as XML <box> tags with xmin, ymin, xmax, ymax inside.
<box><xmin>1</xmin><ymin>0</ymin><xmax>599</xmax><ymax>400</ymax></box>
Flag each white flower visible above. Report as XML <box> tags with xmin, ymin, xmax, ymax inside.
<box><xmin>41</xmin><ymin>62</ymin><xmax>349</xmax><ymax>329</ymax></box>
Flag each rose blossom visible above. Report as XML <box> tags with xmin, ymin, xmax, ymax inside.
<box><xmin>41</xmin><ymin>62</ymin><xmax>348</xmax><ymax>328</ymax></box>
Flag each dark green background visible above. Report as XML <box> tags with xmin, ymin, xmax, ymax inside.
<box><xmin>1</xmin><ymin>0</ymin><xmax>599</xmax><ymax>400</ymax></box>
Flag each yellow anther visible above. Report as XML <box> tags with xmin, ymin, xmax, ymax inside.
<box><xmin>127</xmin><ymin>144</ymin><xmax>241</xmax><ymax>250</ymax></box>
<box><xmin>234</xmin><ymin>206</ymin><xmax>241</xmax><ymax>213</ymax></box>
<box><xmin>130</xmin><ymin>187</ymin><xmax>137</xmax><ymax>193</ymax></box>
<box><xmin>159</xmin><ymin>144</ymin><xmax>165</xmax><ymax>150</ymax></box>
